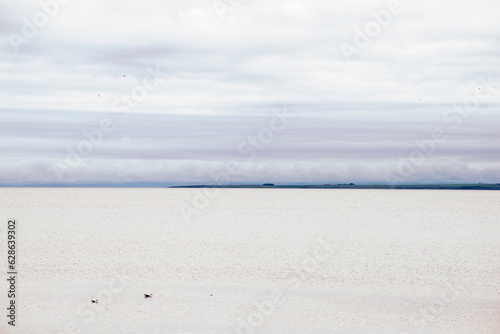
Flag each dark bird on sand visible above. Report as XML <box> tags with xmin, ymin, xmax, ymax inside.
<box><xmin>91</xmin><ymin>299</ymin><xmax>98</xmax><ymax>304</ymax></box>
<box><xmin>144</xmin><ymin>294</ymin><xmax>153</xmax><ymax>298</ymax></box>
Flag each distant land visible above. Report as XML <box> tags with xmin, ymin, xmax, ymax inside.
<box><xmin>1</xmin><ymin>183</ymin><xmax>499</xmax><ymax>190</ymax></box>
<box><xmin>170</xmin><ymin>183</ymin><xmax>500</xmax><ymax>190</ymax></box>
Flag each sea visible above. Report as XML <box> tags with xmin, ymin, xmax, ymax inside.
<box><xmin>0</xmin><ymin>188</ymin><xmax>498</xmax><ymax>334</ymax></box>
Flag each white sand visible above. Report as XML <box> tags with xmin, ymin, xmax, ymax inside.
<box><xmin>0</xmin><ymin>188</ymin><xmax>499</xmax><ymax>333</ymax></box>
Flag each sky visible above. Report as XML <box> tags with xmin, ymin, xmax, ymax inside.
<box><xmin>0</xmin><ymin>0</ymin><xmax>499</xmax><ymax>186</ymax></box>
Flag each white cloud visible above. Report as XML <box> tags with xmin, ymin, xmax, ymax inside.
<box><xmin>0</xmin><ymin>0</ymin><xmax>499</xmax><ymax>185</ymax></box>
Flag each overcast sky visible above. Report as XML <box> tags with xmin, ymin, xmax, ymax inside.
<box><xmin>1</xmin><ymin>0</ymin><xmax>499</xmax><ymax>185</ymax></box>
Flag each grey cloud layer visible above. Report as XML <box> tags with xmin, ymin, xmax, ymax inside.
<box><xmin>1</xmin><ymin>106</ymin><xmax>499</xmax><ymax>184</ymax></box>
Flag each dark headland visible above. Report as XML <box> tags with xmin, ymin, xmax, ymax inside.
<box><xmin>170</xmin><ymin>183</ymin><xmax>500</xmax><ymax>190</ymax></box>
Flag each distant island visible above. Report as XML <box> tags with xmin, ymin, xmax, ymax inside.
<box><xmin>170</xmin><ymin>183</ymin><xmax>500</xmax><ymax>190</ymax></box>
<box><xmin>1</xmin><ymin>183</ymin><xmax>499</xmax><ymax>189</ymax></box>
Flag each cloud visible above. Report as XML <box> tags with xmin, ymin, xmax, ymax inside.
<box><xmin>0</xmin><ymin>0</ymin><xmax>499</xmax><ymax>185</ymax></box>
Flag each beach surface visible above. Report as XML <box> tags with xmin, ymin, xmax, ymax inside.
<box><xmin>0</xmin><ymin>188</ymin><xmax>499</xmax><ymax>333</ymax></box>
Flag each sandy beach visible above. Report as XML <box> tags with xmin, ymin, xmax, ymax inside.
<box><xmin>0</xmin><ymin>188</ymin><xmax>499</xmax><ymax>333</ymax></box>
